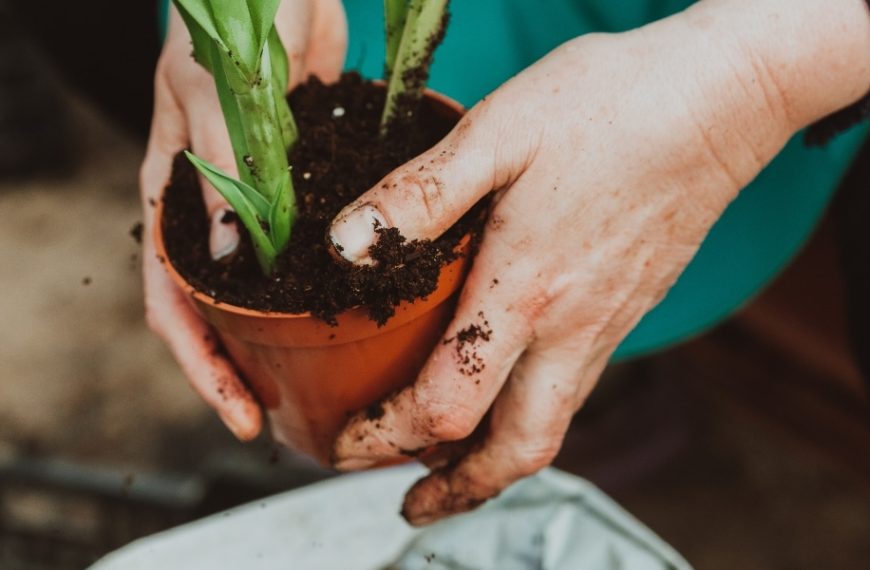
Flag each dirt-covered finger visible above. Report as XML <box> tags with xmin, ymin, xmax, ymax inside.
<box><xmin>144</xmin><ymin>251</ymin><xmax>262</xmax><ymax>441</ymax></box>
<box><xmin>328</xmin><ymin>94</ymin><xmax>532</xmax><ymax>264</ymax></box>
<box><xmin>331</xmin><ymin>236</ymin><xmax>542</xmax><ymax>470</ymax></box>
<box><xmin>401</xmin><ymin>347</ymin><xmax>590</xmax><ymax>526</ymax></box>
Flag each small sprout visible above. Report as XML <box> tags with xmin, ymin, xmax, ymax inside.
<box><xmin>173</xmin><ymin>0</ymin><xmax>297</xmax><ymax>276</ymax></box>
<box><xmin>381</xmin><ymin>0</ymin><xmax>450</xmax><ymax>132</ymax></box>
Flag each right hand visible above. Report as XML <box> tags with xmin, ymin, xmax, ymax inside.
<box><xmin>140</xmin><ymin>0</ymin><xmax>348</xmax><ymax>440</ymax></box>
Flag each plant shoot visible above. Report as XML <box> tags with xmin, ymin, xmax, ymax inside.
<box><xmin>173</xmin><ymin>0</ymin><xmax>297</xmax><ymax>275</ymax></box>
<box><xmin>382</xmin><ymin>0</ymin><xmax>450</xmax><ymax>131</ymax></box>
<box><xmin>172</xmin><ymin>0</ymin><xmax>451</xmax><ymax>273</ymax></box>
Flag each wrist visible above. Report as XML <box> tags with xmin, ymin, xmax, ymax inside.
<box><xmin>621</xmin><ymin>0</ymin><xmax>870</xmax><ymax>194</ymax></box>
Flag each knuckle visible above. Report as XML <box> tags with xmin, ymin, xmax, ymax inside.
<box><xmin>432</xmin><ymin>418</ymin><xmax>476</xmax><ymax>442</ymax></box>
<box><xmin>512</xmin><ymin>444</ymin><xmax>560</xmax><ymax>477</ymax></box>
<box><xmin>394</xmin><ymin>172</ymin><xmax>447</xmax><ymax>225</ymax></box>
<box><xmin>154</xmin><ymin>54</ymin><xmax>174</xmax><ymax>83</ymax></box>
<box><xmin>414</xmin><ymin>400</ymin><xmax>478</xmax><ymax>442</ymax></box>
<box><xmin>511</xmin><ymin>281</ymin><xmax>558</xmax><ymax>327</ymax></box>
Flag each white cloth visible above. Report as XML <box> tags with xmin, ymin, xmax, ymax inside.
<box><xmin>90</xmin><ymin>465</ymin><xmax>690</xmax><ymax>570</ymax></box>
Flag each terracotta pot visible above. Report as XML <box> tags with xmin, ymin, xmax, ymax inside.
<box><xmin>155</xmin><ymin>90</ymin><xmax>469</xmax><ymax>465</ymax></box>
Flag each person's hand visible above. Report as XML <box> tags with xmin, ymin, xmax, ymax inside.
<box><xmin>140</xmin><ymin>0</ymin><xmax>347</xmax><ymax>440</ymax></box>
<box><xmin>329</xmin><ymin>0</ymin><xmax>870</xmax><ymax>524</ymax></box>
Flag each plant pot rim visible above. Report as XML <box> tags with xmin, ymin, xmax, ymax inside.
<box><xmin>153</xmin><ymin>203</ymin><xmax>472</xmax><ymax>321</ymax></box>
<box><xmin>153</xmin><ymin>84</ymin><xmax>470</xmax><ymax>331</ymax></box>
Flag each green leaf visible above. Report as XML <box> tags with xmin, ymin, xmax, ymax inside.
<box><xmin>173</xmin><ymin>0</ymin><xmax>220</xmax><ymax>73</ymax></box>
<box><xmin>384</xmin><ymin>0</ymin><xmax>409</xmax><ymax>79</ymax></box>
<box><xmin>208</xmin><ymin>0</ymin><xmax>258</xmax><ymax>73</ymax></box>
<box><xmin>205</xmin><ymin>0</ymin><xmax>281</xmax><ymax>77</ymax></box>
<box><xmin>268</xmin><ymin>177</ymin><xmax>293</xmax><ymax>253</ymax></box>
<box><xmin>172</xmin><ymin>0</ymin><xmax>222</xmax><ymax>45</ymax></box>
<box><xmin>268</xmin><ymin>26</ymin><xmax>289</xmax><ymax>93</ymax></box>
<box><xmin>210</xmin><ymin>43</ymin><xmax>254</xmax><ymax>187</ymax></box>
<box><xmin>247</xmin><ymin>0</ymin><xmax>284</xmax><ymax>54</ymax></box>
<box><xmin>382</xmin><ymin>0</ymin><xmax>450</xmax><ymax>131</ymax></box>
<box><xmin>185</xmin><ymin>151</ymin><xmax>271</xmax><ymax>219</ymax></box>
<box><xmin>272</xmin><ymin>82</ymin><xmax>297</xmax><ymax>151</ymax></box>
<box><xmin>185</xmin><ymin>152</ymin><xmax>278</xmax><ymax>273</ymax></box>
<box><xmin>265</xmin><ymin>29</ymin><xmax>297</xmax><ymax>151</ymax></box>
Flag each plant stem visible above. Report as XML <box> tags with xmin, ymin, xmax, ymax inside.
<box><xmin>380</xmin><ymin>0</ymin><xmax>449</xmax><ymax>133</ymax></box>
<box><xmin>216</xmin><ymin>47</ymin><xmax>296</xmax><ymax>259</ymax></box>
<box><xmin>173</xmin><ymin>0</ymin><xmax>297</xmax><ymax>276</ymax></box>
<box><xmin>384</xmin><ymin>0</ymin><xmax>409</xmax><ymax>80</ymax></box>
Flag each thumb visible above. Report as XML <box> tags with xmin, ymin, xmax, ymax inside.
<box><xmin>328</xmin><ymin>101</ymin><xmax>523</xmax><ymax>264</ymax></box>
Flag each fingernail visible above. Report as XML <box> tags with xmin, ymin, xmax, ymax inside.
<box><xmin>329</xmin><ymin>204</ymin><xmax>386</xmax><ymax>264</ymax></box>
<box><xmin>210</xmin><ymin>208</ymin><xmax>240</xmax><ymax>260</ymax></box>
<box><xmin>401</xmin><ymin>496</ymin><xmax>443</xmax><ymax>526</ymax></box>
<box><xmin>219</xmin><ymin>410</ymin><xmax>258</xmax><ymax>442</ymax></box>
<box><xmin>333</xmin><ymin>457</ymin><xmax>377</xmax><ymax>472</ymax></box>
<box><xmin>404</xmin><ymin>512</ymin><xmax>441</xmax><ymax>527</ymax></box>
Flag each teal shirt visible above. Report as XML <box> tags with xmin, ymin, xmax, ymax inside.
<box><xmin>163</xmin><ymin>1</ymin><xmax>869</xmax><ymax>359</ymax></box>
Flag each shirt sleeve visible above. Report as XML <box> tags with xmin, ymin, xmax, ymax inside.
<box><xmin>805</xmin><ymin>0</ymin><xmax>870</xmax><ymax>146</ymax></box>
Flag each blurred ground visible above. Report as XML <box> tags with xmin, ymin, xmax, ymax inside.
<box><xmin>0</xmin><ymin>91</ymin><xmax>211</xmax><ymax>471</ymax></box>
<box><xmin>1</xmin><ymin>58</ymin><xmax>869</xmax><ymax>570</ymax></box>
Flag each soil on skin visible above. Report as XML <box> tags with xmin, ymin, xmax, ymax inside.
<box><xmin>161</xmin><ymin>73</ymin><xmax>486</xmax><ymax>325</ymax></box>
<box><xmin>445</xmin><ymin>311</ymin><xmax>492</xmax><ymax>377</ymax></box>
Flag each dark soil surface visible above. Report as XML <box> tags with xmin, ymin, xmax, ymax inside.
<box><xmin>161</xmin><ymin>73</ymin><xmax>486</xmax><ymax>325</ymax></box>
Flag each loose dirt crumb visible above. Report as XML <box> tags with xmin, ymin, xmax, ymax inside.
<box><xmin>129</xmin><ymin>222</ymin><xmax>143</xmax><ymax>244</ymax></box>
<box><xmin>445</xmin><ymin>312</ymin><xmax>493</xmax><ymax>376</ymax></box>
<box><xmin>366</xmin><ymin>401</ymin><xmax>386</xmax><ymax>421</ymax></box>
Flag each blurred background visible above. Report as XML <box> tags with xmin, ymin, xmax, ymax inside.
<box><xmin>1</xmin><ymin>1</ymin><xmax>869</xmax><ymax>568</ymax></box>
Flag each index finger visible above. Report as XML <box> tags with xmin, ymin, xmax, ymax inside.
<box><xmin>332</xmin><ymin>230</ymin><xmax>540</xmax><ymax>470</ymax></box>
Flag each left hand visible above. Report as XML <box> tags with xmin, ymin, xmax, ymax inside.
<box><xmin>141</xmin><ymin>0</ymin><xmax>347</xmax><ymax>441</ymax></box>
<box><xmin>327</xmin><ymin>0</ymin><xmax>870</xmax><ymax>525</ymax></box>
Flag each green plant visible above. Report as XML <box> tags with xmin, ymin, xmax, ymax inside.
<box><xmin>173</xmin><ymin>0</ymin><xmax>296</xmax><ymax>275</ymax></box>
<box><xmin>173</xmin><ymin>0</ymin><xmax>450</xmax><ymax>275</ymax></box>
<box><xmin>382</xmin><ymin>0</ymin><xmax>450</xmax><ymax>131</ymax></box>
